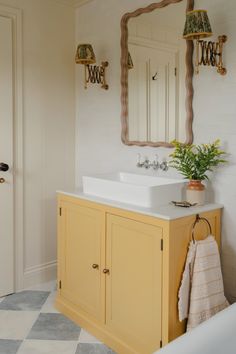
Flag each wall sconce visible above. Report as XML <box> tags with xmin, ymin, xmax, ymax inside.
<box><xmin>183</xmin><ymin>9</ymin><xmax>227</xmax><ymax>75</ymax></box>
<box><xmin>75</xmin><ymin>44</ymin><xmax>109</xmax><ymax>90</ymax></box>
<box><xmin>128</xmin><ymin>52</ymin><xmax>134</xmax><ymax>70</ymax></box>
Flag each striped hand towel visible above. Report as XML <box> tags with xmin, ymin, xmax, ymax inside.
<box><xmin>187</xmin><ymin>235</ymin><xmax>229</xmax><ymax>330</ymax></box>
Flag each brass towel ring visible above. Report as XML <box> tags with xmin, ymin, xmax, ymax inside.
<box><xmin>191</xmin><ymin>214</ymin><xmax>212</xmax><ymax>243</ymax></box>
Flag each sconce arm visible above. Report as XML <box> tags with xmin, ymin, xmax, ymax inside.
<box><xmin>85</xmin><ymin>61</ymin><xmax>109</xmax><ymax>90</ymax></box>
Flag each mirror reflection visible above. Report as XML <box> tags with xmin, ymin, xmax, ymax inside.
<box><xmin>127</xmin><ymin>1</ymin><xmax>187</xmax><ymax>143</ymax></box>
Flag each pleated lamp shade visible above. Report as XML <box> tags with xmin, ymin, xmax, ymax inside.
<box><xmin>75</xmin><ymin>44</ymin><xmax>96</xmax><ymax>65</ymax></box>
<box><xmin>183</xmin><ymin>10</ymin><xmax>213</xmax><ymax>40</ymax></box>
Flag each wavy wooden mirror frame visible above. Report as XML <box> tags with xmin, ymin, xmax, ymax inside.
<box><xmin>120</xmin><ymin>0</ymin><xmax>194</xmax><ymax>147</ymax></box>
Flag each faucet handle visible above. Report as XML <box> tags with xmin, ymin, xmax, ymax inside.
<box><xmin>160</xmin><ymin>160</ymin><xmax>168</xmax><ymax>171</ymax></box>
<box><xmin>152</xmin><ymin>154</ymin><xmax>160</xmax><ymax>170</ymax></box>
<box><xmin>136</xmin><ymin>153</ymin><xmax>143</xmax><ymax>168</ymax></box>
<box><xmin>143</xmin><ymin>157</ymin><xmax>151</xmax><ymax>169</ymax></box>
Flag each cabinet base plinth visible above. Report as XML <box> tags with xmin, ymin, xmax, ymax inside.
<box><xmin>55</xmin><ymin>295</ymin><xmax>144</xmax><ymax>354</ymax></box>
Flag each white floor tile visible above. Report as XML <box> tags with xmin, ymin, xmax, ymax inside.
<box><xmin>0</xmin><ymin>311</ymin><xmax>39</xmax><ymax>340</ymax></box>
<box><xmin>78</xmin><ymin>329</ymin><xmax>101</xmax><ymax>343</ymax></box>
<box><xmin>41</xmin><ymin>291</ymin><xmax>59</xmax><ymax>313</ymax></box>
<box><xmin>24</xmin><ymin>281</ymin><xmax>56</xmax><ymax>292</ymax></box>
<box><xmin>17</xmin><ymin>340</ymin><xmax>78</xmax><ymax>354</ymax></box>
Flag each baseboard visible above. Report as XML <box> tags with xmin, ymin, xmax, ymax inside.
<box><xmin>23</xmin><ymin>260</ymin><xmax>57</xmax><ymax>289</ymax></box>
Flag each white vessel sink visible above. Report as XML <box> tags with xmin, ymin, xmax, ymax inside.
<box><xmin>82</xmin><ymin>172</ymin><xmax>185</xmax><ymax>208</ymax></box>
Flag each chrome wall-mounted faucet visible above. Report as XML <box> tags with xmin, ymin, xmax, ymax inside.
<box><xmin>136</xmin><ymin>154</ymin><xmax>168</xmax><ymax>171</ymax></box>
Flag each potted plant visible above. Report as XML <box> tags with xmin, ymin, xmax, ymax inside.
<box><xmin>169</xmin><ymin>139</ymin><xmax>227</xmax><ymax>205</ymax></box>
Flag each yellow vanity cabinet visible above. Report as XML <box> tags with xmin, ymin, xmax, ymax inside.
<box><xmin>56</xmin><ymin>193</ymin><xmax>221</xmax><ymax>354</ymax></box>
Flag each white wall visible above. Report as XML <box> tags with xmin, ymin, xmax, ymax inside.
<box><xmin>1</xmin><ymin>0</ymin><xmax>75</xmax><ymax>288</ymax></box>
<box><xmin>76</xmin><ymin>0</ymin><xmax>236</xmax><ymax>302</ymax></box>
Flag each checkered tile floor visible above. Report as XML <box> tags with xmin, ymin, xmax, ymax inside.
<box><xmin>0</xmin><ymin>282</ymin><xmax>116</xmax><ymax>354</ymax></box>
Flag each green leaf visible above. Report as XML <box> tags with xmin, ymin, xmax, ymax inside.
<box><xmin>169</xmin><ymin>139</ymin><xmax>227</xmax><ymax>180</ymax></box>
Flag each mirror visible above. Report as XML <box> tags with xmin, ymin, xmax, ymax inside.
<box><xmin>120</xmin><ymin>0</ymin><xmax>194</xmax><ymax>147</ymax></box>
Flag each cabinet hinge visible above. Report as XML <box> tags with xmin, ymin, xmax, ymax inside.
<box><xmin>59</xmin><ymin>280</ymin><xmax>62</xmax><ymax>289</ymax></box>
<box><xmin>175</xmin><ymin>67</ymin><xmax>177</xmax><ymax>76</ymax></box>
<box><xmin>160</xmin><ymin>340</ymin><xmax>163</xmax><ymax>348</ymax></box>
<box><xmin>59</xmin><ymin>207</ymin><xmax>62</xmax><ymax>216</ymax></box>
<box><xmin>161</xmin><ymin>239</ymin><xmax>163</xmax><ymax>251</ymax></box>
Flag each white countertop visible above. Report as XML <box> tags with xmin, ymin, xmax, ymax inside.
<box><xmin>57</xmin><ymin>189</ymin><xmax>223</xmax><ymax>221</ymax></box>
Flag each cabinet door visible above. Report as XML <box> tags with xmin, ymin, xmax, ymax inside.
<box><xmin>106</xmin><ymin>214</ymin><xmax>163</xmax><ymax>354</ymax></box>
<box><xmin>58</xmin><ymin>200</ymin><xmax>105</xmax><ymax>322</ymax></box>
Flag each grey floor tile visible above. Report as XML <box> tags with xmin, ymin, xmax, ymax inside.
<box><xmin>27</xmin><ymin>313</ymin><xmax>81</xmax><ymax>341</ymax></box>
<box><xmin>0</xmin><ymin>339</ymin><xmax>22</xmax><ymax>354</ymax></box>
<box><xmin>0</xmin><ymin>291</ymin><xmax>50</xmax><ymax>311</ymax></box>
<box><xmin>76</xmin><ymin>343</ymin><xmax>116</xmax><ymax>354</ymax></box>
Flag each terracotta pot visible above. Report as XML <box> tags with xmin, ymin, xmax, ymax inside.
<box><xmin>186</xmin><ymin>180</ymin><xmax>206</xmax><ymax>205</ymax></box>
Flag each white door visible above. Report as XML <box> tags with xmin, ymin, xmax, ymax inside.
<box><xmin>128</xmin><ymin>43</ymin><xmax>178</xmax><ymax>142</ymax></box>
<box><xmin>0</xmin><ymin>15</ymin><xmax>14</xmax><ymax>297</ymax></box>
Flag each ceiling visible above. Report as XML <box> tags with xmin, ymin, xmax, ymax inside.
<box><xmin>54</xmin><ymin>0</ymin><xmax>94</xmax><ymax>8</ymax></box>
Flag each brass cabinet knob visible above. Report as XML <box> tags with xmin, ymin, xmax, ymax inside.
<box><xmin>92</xmin><ymin>264</ymin><xmax>99</xmax><ymax>269</ymax></box>
<box><xmin>0</xmin><ymin>178</ymin><xmax>5</xmax><ymax>183</ymax></box>
<box><xmin>103</xmin><ymin>269</ymin><xmax>109</xmax><ymax>274</ymax></box>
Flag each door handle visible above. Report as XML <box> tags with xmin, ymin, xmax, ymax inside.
<box><xmin>0</xmin><ymin>163</ymin><xmax>9</xmax><ymax>172</ymax></box>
